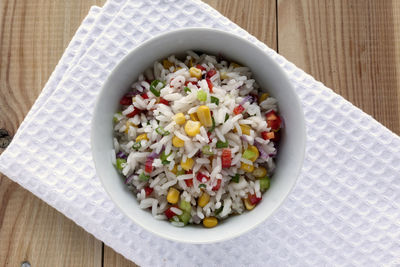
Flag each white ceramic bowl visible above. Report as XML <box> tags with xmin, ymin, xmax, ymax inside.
<box><xmin>91</xmin><ymin>28</ymin><xmax>306</xmax><ymax>244</ymax></box>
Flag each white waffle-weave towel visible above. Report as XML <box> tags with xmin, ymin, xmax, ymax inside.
<box><xmin>1</xmin><ymin>0</ymin><xmax>399</xmax><ymax>266</ymax></box>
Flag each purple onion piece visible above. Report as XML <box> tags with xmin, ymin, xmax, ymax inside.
<box><xmin>116</xmin><ymin>151</ymin><xmax>127</xmax><ymax>160</ymax></box>
<box><xmin>148</xmin><ymin>146</ymin><xmax>165</xmax><ymax>159</ymax></box>
<box><xmin>240</xmin><ymin>95</ymin><xmax>253</xmax><ymax>105</ymax></box>
<box><xmin>125</xmin><ymin>175</ymin><xmax>135</xmax><ymax>184</ymax></box>
<box><xmin>254</xmin><ymin>141</ymin><xmax>269</xmax><ymax>160</ymax></box>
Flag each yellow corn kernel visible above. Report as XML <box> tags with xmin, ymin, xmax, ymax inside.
<box><xmin>197</xmin><ymin>105</ymin><xmax>212</xmax><ymax>127</ymax></box>
<box><xmin>240</xmin><ymin>124</ymin><xmax>251</xmax><ymax>135</ymax></box>
<box><xmin>180</xmin><ymin>157</ymin><xmax>194</xmax><ymax>171</ymax></box>
<box><xmin>189</xmin><ymin>58</ymin><xmax>194</xmax><ymax>67</ymax></box>
<box><xmin>171</xmin><ymin>164</ymin><xmax>178</xmax><ymax>174</ymax></box>
<box><xmin>243</xmin><ymin>198</ymin><xmax>255</xmax><ymax>210</ymax></box>
<box><xmin>240</xmin><ymin>162</ymin><xmax>254</xmax><ymax>173</ymax></box>
<box><xmin>248</xmin><ymin>145</ymin><xmax>259</xmax><ymax>162</ymax></box>
<box><xmin>135</xmin><ymin>133</ymin><xmax>148</xmax><ymax>142</ymax></box>
<box><xmin>189</xmin><ymin>67</ymin><xmax>202</xmax><ymax>79</ymax></box>
<box><xmin>220</xmin><ymin>72</ymin><xmax>228</xmax><ymax>80</ymax></box>
<box><xmin>258</xmin><ymin>93</ymin><xmax>269</xmax><ymax>103</ymax></box>
<box><xmin>172</xmin><ymin>136</ymin><xmax>185</xmax><ymax>147</ymax></box>
<box><xmin>163</xmin><ymin>59</ymin><xmax>174</xmax><ymax>69</ymax></box>
<box><xmin>253</xmin><ymin>167</ymin><xmax>267</xmax><ymax>178</ymax></box>
<box><xmin>124</xmin><ymin>121</ymin><xmax>137</xmax><ymax>134</ymax></box>
<box><xmin>167</xmin><ymin>187</ymin><xmax>180</xmax><ymax>204</ymax></box>
<box><xmin>190</xmin><ymin>112</ymin><xmax>199</xmax><ymax>121</ymax></box>
<box><xmin>231</xmin><ymin>62</ymin><xmax>241</xmax><ymax>68</ymax></box>
<box><xmin>198</xmin><ymin>192</ymin><xmax>210</xmax><ymax>207</ymax></box>
<box><xmin>203</xmin><ymin>217</ymin><xmax>218</xmax><ymax>228</ymax></box>
<box><xmin>184</xmin><ymin>120</ymin><xmax>201</xmax><ymax>137</ymax></box>
<box><xmin>173</xmin><ymin>113</ymin><xmax>186</xmax><ymax>125</ymax></box>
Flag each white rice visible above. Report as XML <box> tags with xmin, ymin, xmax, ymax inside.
<box><xmin>113</xmin><ymin>51</ymin><xmax>280</xmax><ymax>227</ymax></box>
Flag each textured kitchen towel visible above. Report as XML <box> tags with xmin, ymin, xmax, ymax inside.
<box><xmin>17</xmin><ymin>0</ymin><xmax>129</xmax><ymax>132</ymax></box>
<box><xmin>1</xmin><ymin>0</ymin><xmax>400</xmax><ymax>266</ymax></box>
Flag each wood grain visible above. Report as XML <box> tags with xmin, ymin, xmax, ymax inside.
<box><xmin>0</xmin><ymin>1</ymin><xmax>105</xmax><ymax>266</ymax></box>
<box><xmin>278</xmin><ymin>0</ymin><xmax>400</xmax><ymax>134</ymax></box>
<box><xmin>204</xmin><ymin>0</ymin><xmax>277</xmax><ymax>51</ymax></box>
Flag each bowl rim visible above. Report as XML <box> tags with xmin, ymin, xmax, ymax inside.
<box><xmin>91</xmin><ymin>27</ymin><xmax>306</xmax><ymax>244</ymax></box>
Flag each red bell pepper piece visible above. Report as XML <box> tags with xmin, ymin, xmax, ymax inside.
<box><xmin>206</xmin><ymin>69</ymin><xmax>217</xmax><ymax>78</ymax></box>
<box><xmin>248</xmin><ymin>193</ymin><xmax>262</xmax><ymax>205</ymax></box>
<box><xmin>266</xmin><ymin>110</ymin><xmax>281</xmax><ymax>130</ymax></box>
<box><xmin>221</xmin><ymin>149</ymin><xmax>231</xmax><ymax>168</ymax></box>
<box><xmin>126</xmin><ymin>107</ymin><xmax>142</xmax><ymax>118</ymax></box>
<box><xmin>206</xmin><ymin>78</ymin><xmax>213</xmax><ymax>93</ymax></box>
<box><xmin>212</xmin><ymin>179</ymin><xmax>222</xmax><ymax>191</ymax></box>
<box><xmin>144</xmin><ymin>186</ymin><xmax>153</xmax><ymax>196</ymax></box>
<box><xmin>196</xmin><ymin>172</ymin><xmax>210</xmax><ymax>182</ymax></box>
<box><xmin>184</xmin><ymin>178</ymin><xmax>193</xmax><ymax>187</ymax></box>
<box><xmin>233</xmin><ymin>104</ymin><xmax>245</xmax><ymax>115</ymax></box>
<box><xmin>196</xmin><ymin>64</ymin><xmax>206</xmax><ymax>71</ymax></box>
<box><xmin>145</xmin><ymin>157</ymin><xmax>154</xmax><ymax>173</ymax></box>
<box><xmin>120</xmin><ymin>94</ymin><xmax>133</xmax><ymax>105</ymax></box>
<box><xmin>165</xmin><ymin>206</ymin><xmax>177</xmax><ymax>219</ymax></box>
<box><xmin>159</xmin><ymin>97</ymin><xmax>169</xmax><ymax>106</ymax></box>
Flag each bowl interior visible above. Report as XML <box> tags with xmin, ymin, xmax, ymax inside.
<box><xmin>91</xmin><ymin>28</ymin><xmax>305</xmax><ymax>243</ymax></box>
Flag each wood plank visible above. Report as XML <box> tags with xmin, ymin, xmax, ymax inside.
<box><xmin>278</xmin><ymin>0</ymin><xmax>400</xmax><ymax>134</ymax></box>
<box><xmin>0</xmin><ymin>174</ymin><xmax>103</xmax><ymax>266</ymax></box>
<box><xmin>102</xmin><ymin>0</ymin><xmax>277</xmax><ymax>265</ymax></box>
<box><xmin>0</xmin><ymin>1</ymin><xmax>105</xmax><ymax>266</ymax></box>
<box><xmin>203</xmin><ymin>0</ymin><xmax>277</xmax><ymax>51</ymax></box>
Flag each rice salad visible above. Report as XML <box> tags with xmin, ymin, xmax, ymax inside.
<box><xmin>112</xmin><ymin>51</ymin><xmax>282</xmax><ymax>228</ymax></box>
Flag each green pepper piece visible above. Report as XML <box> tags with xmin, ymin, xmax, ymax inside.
<box><xmin>259</xmin><ymin>176</ymin><xmax>270</xmax><ymax>192</ymax></box>
<box><xmin>216</xmin><ymin>140</ymin><xmax>229</xmax><ymax>148</ymax></box>
<box><xmin>231</xmin><ymin>174</ymin><xmax>240</xmax><ymax>183</ymax></box>
<box><xmin>116</xmin><ymin>158</ymin><xmax>127</xmax><ymax>171</ymax></box>
<box><xmin>210</xmin><ymin>96</ymin><xmax>219</xmax><ymax>105</ymax></box>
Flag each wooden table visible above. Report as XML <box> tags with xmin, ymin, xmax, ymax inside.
<box><xmin>1</xmin><ymin>0</ymin><xmax>399</xmax><ymax>266</ymax></box>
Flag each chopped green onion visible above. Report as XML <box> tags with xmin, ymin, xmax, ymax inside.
<box><xmin>197</xmin><ymin>89</ymin><xmax>207</xmax><ymax>101</ymax></box>
<box><xmin>209</xmin><ymin>117</ymin><xmax>216</xmax><ymax>132</ymax></box>
<box><xmin>160</xmin><ymin>151</ymin><xmax>171</xmax><ymax>161</ymax></box>
<box><xmin>184</xmin><ymin>87</ymin><xmax>191</xmax><ymax>93</ymax></box>
<box><xmin>139</xmin><ymin>172</ymin><xmax>150</xmax><ymax>181</ymax></box>
<box><xmin>150</xmin><ymin>80</ymin><xmax>164</xmax><ymax>97</ymax></box>
<box><xmin>215</xmin><ymin>206</ymin><xmax>224</xmax><ymax>215</ymax></box>
<box><xmin>216</xmin><ymin>140</ymin><xmax>229</xmax><ymax>148</ymax></box>
<box><xmin>178</xmin><ymin>211</ymin><xmax>191</xmax><ymax>225</ymax></box>
<box><xmin>210</xmin><ymin>96</ymin><xmax>219</xmax><ymax>105</ymax></box>
<box><xmin>260</xmin><ymin>176</ymin><xmax>270</xmax><ymax>192</ymax></box>
<box><xmin>231</xmin><ymin>174</ymin><xmax>240</xmax><ymax>183</ymax></box>
<box><xmin>176</xmin><ymin>169</ymin><xmax>185</xmax><ymax>176</ymax></box>
<box><xmin>242</xmin><ymin>149</ymin><xmax>256</xmax><ymax>160</ymax></box>
<box><xmin>113</xmin><ymin>112</ymin><xmax>122</xmax><ymax>123</ymax></box>
<box><xmin>160</xmin><ymin>151</ymin><xmax>171</xmax><ymax>165</ymax></box>
<box><xmin>202</xmin><ymin>145</ymin><xmax>214</xmax><ymax>155</ymax></box>
<box><xmin>132</xmin><ymin>141</ymin><xmax>141</xmax><ymax>150</ymax></box>
<box><xmin>199</xmin><ymin>184</ymin><xmax>206</xmax><ymax>189</ymax></box>
<box><xmin>156</xmin><ymin>126</ymin><xmax>170</xmax><ymax>136</ymax></box>
<box><xmin>116</xmin><ymin>158</ymin><xmax>126</xmax><ymax>171</ymax></box>
<box><xmin>224</xmin><ymin>113</ymin><xmax>229</xmax><ymax>122</ymax></box>
<box><xmin>179</xmin><ymin>199</ymin><xmax>192</xmax><ymax>213</ymax></box>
